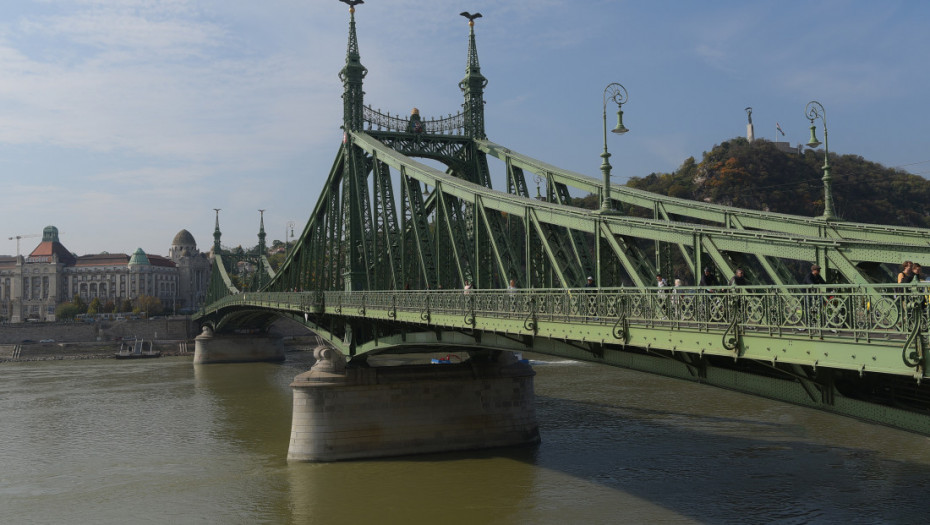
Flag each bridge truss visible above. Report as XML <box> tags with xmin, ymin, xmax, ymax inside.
<box><xmin>197</xmin><ymin>4</ymin><xmax>930</xmax><ymax>434</ymax></box>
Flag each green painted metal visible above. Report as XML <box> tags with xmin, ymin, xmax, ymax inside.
<box><xmin>195</xmin><ymin>4</ymin><xmax>930</xmax><ymax>434</ymax></box>
<box><xmin>478</xmin><ymin>139</ymin><xmax>930</xmax><ymax>246</ymax></box>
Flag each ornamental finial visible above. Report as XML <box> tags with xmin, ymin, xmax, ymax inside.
<box><xmin>460</xmin><ymin>11</ymin><xmax>482</xmax><ymax>26</ymax></box>
<box><xmin>339</xmin><ymin>0</ymin><xmax>363</xmax><ymax>13</ymax></box>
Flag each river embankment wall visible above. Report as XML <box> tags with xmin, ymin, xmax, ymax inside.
<box><xmin>0</xmin><ymin>317</ymin><xmax>194</xmax><ymax>344</ymax></box>
<box><xmin>0</xmin><ymin>317</ymin><xmax>317</xmax><ymax>362</ymax></box>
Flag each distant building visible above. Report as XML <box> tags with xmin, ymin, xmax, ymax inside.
<box><xmin>0</xmin><ymin>226</ymin><xmax>210</xmax><ymax>322</ymax></box>
<box><xmin>773</xmin><ymin>141</ymin><xmax>802</xmax><ymax>155</ymax></box>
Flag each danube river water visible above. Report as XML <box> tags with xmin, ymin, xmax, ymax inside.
<box><xmin>3</xmin><ymin>351</ymin><xmax>930</xmax><ymax>524</ymax></box>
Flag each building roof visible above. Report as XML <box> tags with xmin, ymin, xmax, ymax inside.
<box><xmin>128</xmin><ymin>248</ymin><xmax>150</xmax><ymax>266</ymax></box>
<box><xmin>172</xmin><ymin>229</ymin><xmax>196</xmax><ymax>248</ymax></box>
<box><xmin>28</xmin><ymin>240</ymin><xmax>76</xmax><ymax>266</ymax></box>
<box><xmin>148</xmin><ymin>254</ymin><xmax>176</xmax><ymax>268</ymax></box>
<box><xmin>74</xmin><ymin>253</ymin><xmax>130</xmax><ymax>267</ymax></box>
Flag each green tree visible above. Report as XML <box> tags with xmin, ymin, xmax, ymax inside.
<box><xmin>87</xmin><ymin>297</ymin><xmax>102</xmax><ymax>315</ymax></box>
<box><xmin>72</xmin><ymin>294</ymin><xmax>87</xmax><ymax>314</ymax></box>
<box><xmin>134</xmin><ymin>295</ymin><xmax>164</xmax><ymax>317</ymax></box>
<box><xmin>267</xmin><ymin>251</ymin><xmax>286</xmax><ymax>271</ymax></box>
<box><xmin>55</xmin><ymin>303</ymin><xmax>80</xmax><ymax>320</ymax></box>
<box><xmin>119</xmin><ymin>298</ymin><xmax>133</xmax><ymax>313</ymax></box>
<box><xmin>623</xmin><ymin>137</ymin><xmax>930</xmax><ymax>227</ymax></box>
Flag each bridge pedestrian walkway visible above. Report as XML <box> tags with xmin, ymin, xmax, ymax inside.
<box><xmin>201</xmin><ymin>283</ymin><xmax>929</xmax><ymax>381</ymax></box>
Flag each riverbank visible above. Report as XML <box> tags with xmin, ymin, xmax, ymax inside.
<box><xmin>0</xmin><ymin>317</ymin><xmax>319</xmax><ymax>363</ymax></box>
<box><xmin>0</xmin><ymin>340</ymin><xmax>192</xmax><ymax>363</ymax></box>
<box><xmin>1</xmin><ymin>340</ymin><xmax>316</xmax><ymax>363</ymax></box>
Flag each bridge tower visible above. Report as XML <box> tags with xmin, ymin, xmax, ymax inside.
<box><xmin>460</xmin><ymin>15</ymin><xmax>487</xmax><ymax>139</ymax></box>
<box><xmin>212</xmin><ymin>208</ymin><xmax>222</xmax><ymax>255</ymax></box>
<box><xmin>257</xmin><ymin>209</ymin><xmax>267</xmax><ymax>256</ymax></box>
<box><xmin>339</xmin><ymin>1</ymin><xmax>371</xmax><ymax>293</ymax></box>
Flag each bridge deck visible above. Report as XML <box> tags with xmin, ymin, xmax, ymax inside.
<box><xmin>200</xmin><ymin>284</ymin><xmax>930</xmax><ymax>381</ymax></box>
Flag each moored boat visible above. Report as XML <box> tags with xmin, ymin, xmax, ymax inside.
<box><xmin>114</xmin><ymin>338</ymin><xmax>161</xmax><ymax>359</ymax></box>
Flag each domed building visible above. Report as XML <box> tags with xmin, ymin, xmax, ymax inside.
<box><xmin>0</xmin><ymin>226</ymin><xmax>211</xmax><ymax>322</ymax></box>
<box><xmin>168</xmin><ymin>230</ymin><xmax>211</xmax><ymax>312</ymax></box>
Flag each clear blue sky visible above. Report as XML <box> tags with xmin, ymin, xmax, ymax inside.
<box><xmin>1</xmin><ymin>0</ymin><xmax>928</xmax><ymax>256</ymax></box>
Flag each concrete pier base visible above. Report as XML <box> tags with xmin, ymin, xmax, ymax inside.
<box><xmin>193</xmin><ymin>326</ymin><xmax>285</xmax><ymax>364</ymax></box>
<box><xmin>287</xmin><ymin>348</ymin><xmax>539</xmax><ymax>462</ymax></box>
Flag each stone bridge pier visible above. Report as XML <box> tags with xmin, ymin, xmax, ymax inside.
<box><xmin>287</xmin><ymin>348</ymin><xmax>540</xmax><ymax>462</ymax></box>
<box><xmin>193</xmin><ymin>326</ymin><xmax>285</xmax><ymax>364</ymax></box>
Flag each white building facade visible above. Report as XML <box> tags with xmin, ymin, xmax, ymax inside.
<box><xmin>0</xmin><ymin>226</ymin><xmax>211</xmax><ymax>322</ymax></box>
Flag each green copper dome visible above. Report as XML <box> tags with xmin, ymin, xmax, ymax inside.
<box><xmin>128</xmin><ymin>248</ymin><xmax>150</xmax><ymax>266</ymax></box>
<box><xmin>42</xmin><ymin>225</ymin><xmax>60</xmax><ymax>243</ymax></box>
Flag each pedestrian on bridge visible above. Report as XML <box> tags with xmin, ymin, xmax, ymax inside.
<box><xmin>898</xmin><ymin>261</ymin><xmax>915</xmax><ymax>284</ymax></box>
<box><xmin>729</xmin><ymin>268</ymin><xmax>748</xmax><ymax>286</ymax></box>
<box><xmin>802</xmin><ymin>264</ymin><xmax>827</xmax><ymax>330</ymax></box>
<box><xmin>699</xmin><ymin>268</ymin><xmax>718</xmax><ymax>288</ymax></box>
<box><xmin>803</xmin><ymin>264</ymin><xmax>826</xmax><ymax>286</ymax></box>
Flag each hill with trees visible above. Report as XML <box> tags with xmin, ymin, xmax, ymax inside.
<box><xmin>623</xmin><ymin>137</ymin><xmax>930</xmax><ymax>227</ymax></box>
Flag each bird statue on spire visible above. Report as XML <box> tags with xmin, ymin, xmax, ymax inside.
<box><xmin>460</xmin><ymin>11</ymin><xmax>482</xmax><ymax>25</ymax></box>
<box><xmin>339</xmin><ymin>0</ymin><xmax>364</xmax><ymax>7</ymax></box>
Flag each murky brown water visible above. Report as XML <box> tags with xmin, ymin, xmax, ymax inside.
<box><xmin>2</xmin><ymin>352</ymin><xmax>929</xmax><ymax>524</ymax></box>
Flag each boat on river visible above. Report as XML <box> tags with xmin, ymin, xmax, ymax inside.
<box><xmin>114</xmin><ymin>338</ymin><xmax>161</xmax><ymax>359</ymax></box>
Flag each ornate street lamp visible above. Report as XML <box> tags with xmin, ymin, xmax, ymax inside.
<box><xmin>600</xmin><ymin>83</ymin><xmax>629</xmax><ymax>213</ymax></box>
<box><xmin>285</xmin><ymin>220</ymin><xmax>295</xmax><ymax>255</ymax></box>
<box><xmin>805</xmin><ymin>101</ymin><xmax>835</xmax><ymax>220</ymax></box>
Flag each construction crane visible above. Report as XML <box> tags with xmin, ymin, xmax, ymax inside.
<box><xmin>8</xmin><ymin>234</ymin><xmax>40</xmax><ymax>257</ymax></box>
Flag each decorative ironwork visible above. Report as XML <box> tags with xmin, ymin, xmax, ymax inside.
<box><xmin>363</xmin><ymin>105</ymin><xmax>465</xmax><ymax>135</ymax></box>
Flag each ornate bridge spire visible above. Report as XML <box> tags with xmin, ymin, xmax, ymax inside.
<box><xmin>339</xmin><ymin>0</ymin><xmax>368</xmax><ymax>132</ymax></box>
<box><xmin>213</xmin><ymin>208</ymin><xmax>222</xmax><ymax>254</ymax></box>
<box><xmin>459</xmin><ymin>11</ymin><xmax>487</xmax><ymax>139</ymax></box>
<box><xmin>257</xmin><ymin>209</ymin><xmax>267</xmax><ymax>255</ymax></box>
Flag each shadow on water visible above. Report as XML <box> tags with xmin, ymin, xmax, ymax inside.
<box><xmin>278</xmin><ymin>356</ymin><xmax>930</xmax><ymax>525</ymax></box>
<box><xmin>525</xmin><ymin>394</ymin><xmax>930</xmax><ymax>524</ymax></box>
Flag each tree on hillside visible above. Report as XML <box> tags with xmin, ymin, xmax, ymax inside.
<box><xmin>625</xmin><ymin>137</ymin><xmax>930</xmax><ymax>227</ymax></box>
<box><xmin>267</xmin><ymin>251</ymin><xmax>286</xmax><ymax>271</ymax></box>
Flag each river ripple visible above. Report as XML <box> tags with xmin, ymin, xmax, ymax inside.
<box><xmin>2</xmin><ymin>352</ymin><xmax>929</xmax><ymax>524</ymax></box>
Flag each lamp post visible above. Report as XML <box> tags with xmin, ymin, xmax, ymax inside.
<box><xmin>285</xmin><ymin>220</ymin><xmax>295</xmax><ymax>255</ymax></box>
<box><xmin>804</xmin><ymin>101</ymin><xmax>835</xmax><ymax>221</ymax></box>
<box><xmin>600</xmin><ymin>83</ymin><xmax>629</xmax><ymax>213</ymax></box>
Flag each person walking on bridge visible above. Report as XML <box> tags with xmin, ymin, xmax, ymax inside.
<box><xmin>699</xmin><ymin>268</ymin><xmax>718</xmax><ymax>288</ymax></box>
<box><xmin>803</xmin><ymin>264</ymin><xmax>826</xmax><ymax>286</ymax></box>
<box><xmin>728</xmin><ymin>268</ymin><xmax>748</xmax><ymax>286</ymax></box>
<box><xmin>898</xmin><ymin>261</ymin><xmax>915</xmax><ymax>284</ymax></box>
<box><xmin>698</xmin><ymin>268</ymin><xmax>720</xmax><ymax>321</ymax></box>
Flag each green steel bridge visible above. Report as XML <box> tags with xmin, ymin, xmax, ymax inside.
<box><xmin>196</xmin><ymin>4</ymin><xmax>930</xmax><ymax>434</ymax></box>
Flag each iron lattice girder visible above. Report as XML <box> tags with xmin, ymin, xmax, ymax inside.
<box><xmin>197</xmin><ymin>286</ymin><xmax>930</xmax><ymax>380</ymax></box>
<box><xmin>400</xmin><ymin>168</ymin><xmax>437</xmax><ymax>288</ymax></box>
<box><xmin>268</xmin><ymin>144</ymin><xmax>349</xmax><ymax>293</ymax></box>
<box><xmin>372</xmin><ymin>157</ymin><xmax>404</xmax><ymax>289</ymax></box>
<box><xmin>349</xmin><ymin>131</ymin><xmax>926</xmax><ymax>271</ymax></box>
<box><xmin>367</xmin><ymin>131</ymin><xmax>471</xmax><ymax>167</ymax></box>
<box><xmin>476</xmin><ymin>139</ymin><xmax>930</xmax><ymax>247</ymax></box>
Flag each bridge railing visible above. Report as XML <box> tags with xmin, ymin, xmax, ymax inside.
<box><xmin>204</xmin><ymin>284</ymin><xmax>930</xmax><ymax>342</ymax></box>
<box><xmin>363</xmin><ymin>105</ymin><xmax>465</xmax><ymax>134</ymax></box>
